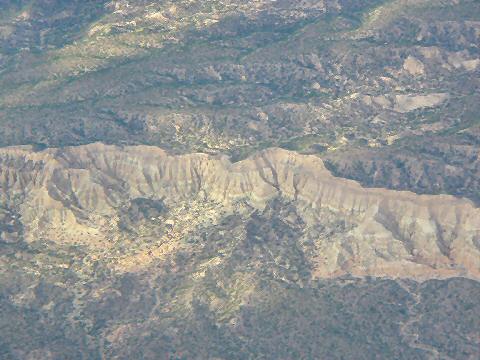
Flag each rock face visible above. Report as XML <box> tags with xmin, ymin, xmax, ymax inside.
<box><xmin>403</xmin><ymin>56</ymin><xmax>425</xmax><ymax>76</ymax></box>
<box><xmin>1</xmin><ymin>143</ymin><xmax>479</xmax><ymax>280</ymax></box>
<box><xmin>394</xmin><ymin>93</ymin><xmax>449</xmax><ymax>113</ymax></box>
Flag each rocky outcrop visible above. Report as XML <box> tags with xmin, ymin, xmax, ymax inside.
<box><xmin>1</xmin><ymin>143</ymin><xmax>479</xmax><ymax>279</ymax></box>
<box><xmin>394</xmin><ymin>93</ymin><xmax>449</xmax><ymax>113</ymax></box>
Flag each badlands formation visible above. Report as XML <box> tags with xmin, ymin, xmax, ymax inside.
<box><xmin>0</xmin><ymin>142</ymin><xmax>479</xmax><ymax>280</ymax></box>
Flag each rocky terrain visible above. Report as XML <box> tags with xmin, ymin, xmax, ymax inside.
<box><xmin>0</xmin><ymin>143</ymin><xmax>479</xmax><ymax>358</ymax></box>
<box><xmin>1</xmin><ymin>143</ymin><xmax>479</xmax><ymax>279</ymax></box>
<box><xmin>0</xmin><ymin>1</ymin><xmax>479</xmax><ymax>359</ymax></box>
<box><xmin>0</xmin><ymin>0</ymin><xmax>479</xmax><ymax>204</ymax></box>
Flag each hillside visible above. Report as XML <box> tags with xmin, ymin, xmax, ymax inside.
<box><xmin>0</xmin><ymin>1</ymin><xmax>479</xmax><ymax>359</ymax></box>
<box><xmin>1</xmin><ymin>143</ymin><xmax>479</xmax><ymax>358</ymax></box>
<box><xmin>0</xmin><ymin>0</ymin><xmax>479</xmax><ymax>201</ymax></box>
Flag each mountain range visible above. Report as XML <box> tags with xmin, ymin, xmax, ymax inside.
<box><xmin>0</xmin><ymin>1</ymin><xmax>479</xmax><ymax>359</ymax></box>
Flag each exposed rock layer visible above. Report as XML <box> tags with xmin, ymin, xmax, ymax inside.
<box><xmin>1</xmin><ymin>143</ymin><xmax>479</xmax><ymax>279</ymax></box>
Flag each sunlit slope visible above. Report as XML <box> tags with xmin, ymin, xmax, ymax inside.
<box><xmin>0</xmin><ymin>0</ymin><xmax>479</xmax><ymax>200</ymax></box>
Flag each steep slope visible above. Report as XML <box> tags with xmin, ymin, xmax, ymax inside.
<box><xmin>0</xmin><ymin>0</ymin><xmax>479</xmax><ymax>203</ymax></box>
<box><xmin>1</xmin><ymin>143</ymin><xmax>479</xmax><ymax>279</ymax></box>
<box><xmin>1</xmin><ymin>1</ymin><xmax>479</xmax><ymax>358</ymax></box>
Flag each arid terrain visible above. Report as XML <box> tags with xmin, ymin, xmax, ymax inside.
<box><xmin>0</xmin><ymin>1</ymin><xmax>479</xmax><ymax>359</ymax></box>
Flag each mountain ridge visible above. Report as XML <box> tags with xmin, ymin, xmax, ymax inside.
<box><xmin>1</xmin><ymin>142</ymin><xmax>478</xmax><ymax>280</ymax></box>
<box><xmin>0</xmin><ymin>1</ymin><xmax>479</xmax><ymax>357</ymax></box>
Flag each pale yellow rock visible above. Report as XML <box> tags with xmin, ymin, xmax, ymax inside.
<box><xmin>394</xmin><ymin>93</ymin><xmax>448</xmax><ymax>113</ymax></box>
<box><xmin>403</xmin><ymin>56</ymin><xmax>425</xmax><ymax>76</ymax></box>
<box><xmin>0</xmin><ymin>143</ymin><xmax>479</xmax><ymax>279</ymax></box>
<box><xmin>448</xmin><ymin>51</ymin><xmax>480</xmax><ymax>71</ymax></box>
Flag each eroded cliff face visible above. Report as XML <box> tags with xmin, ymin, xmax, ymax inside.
<box><xmin>1</xmin><ymin>143</ymin><xmax>479</xmax><ymax>279</ymax></box>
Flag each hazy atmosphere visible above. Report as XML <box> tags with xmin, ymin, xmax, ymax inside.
<box><xmin>0</xmin><ymin>1</ymin><xmax>479</xmax><ymax>359</ymax></box>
